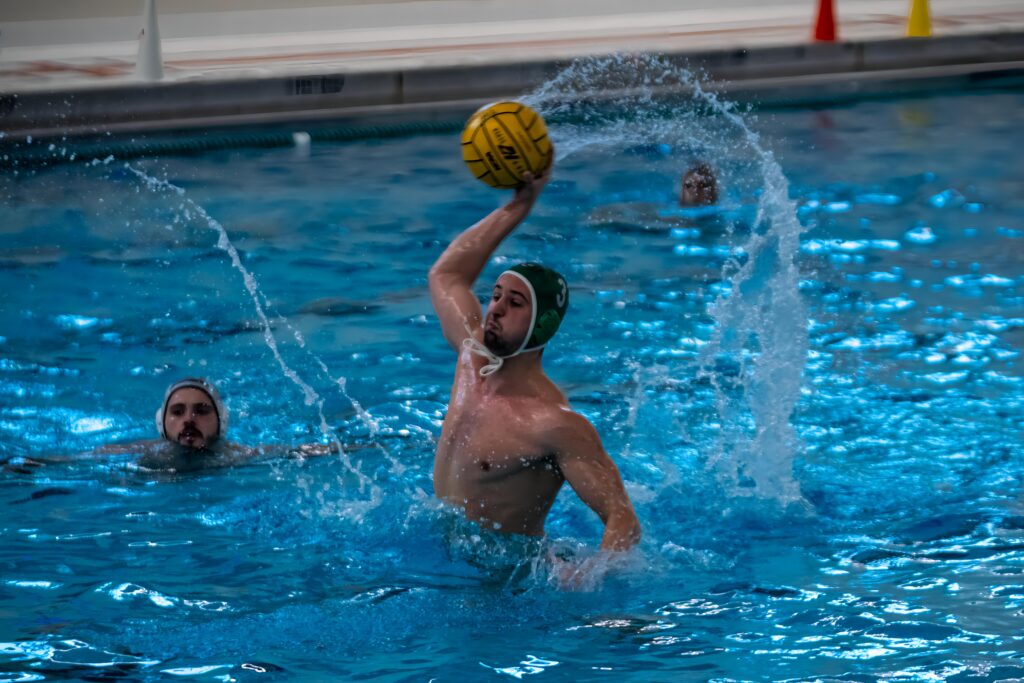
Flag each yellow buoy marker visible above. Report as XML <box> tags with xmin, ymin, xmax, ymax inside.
<box><xmin>907</xmin><ymin>0</ymin><xmax>932</xmax><ymax>37</ymax></box>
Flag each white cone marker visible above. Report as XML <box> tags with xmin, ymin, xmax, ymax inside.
<box><xmin>136</xmin><ymin>0</ymin><xmax>164</xmax><ymax>81</ymax></box>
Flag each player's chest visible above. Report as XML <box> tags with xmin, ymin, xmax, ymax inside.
<box><xmin>444</xmin><ymin>396</ymin><xmax>546</xmax><ymax>456</ymax></box>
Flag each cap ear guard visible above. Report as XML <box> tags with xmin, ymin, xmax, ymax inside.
<box><xmin>531</xmin><ymin>309</ymin><xmax>562</xmax><ymax>348</ymax></box>
<box><xmin>155</xmin><ymin>405</ymin><xmax>166</xmax><ymax>438</ymax></box>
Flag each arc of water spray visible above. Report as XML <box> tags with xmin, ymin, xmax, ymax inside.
<box><xmin>687</xmin><ymin>78</ymin><xmax>808</xmax><ymax>504</ymax></box>
<box><xmin>256</xmin><ymin>294</ymin><xmax>411</xmax><ymax>477</ymax></box>
<box><xmin>126</xmin><ymin>164</ymin><xmax>383</xmax><ymax>512</ymax></box>
<box><xmin>526</xmin><ymin>55</ymin><xmax>809</xmax><ymax>504</ymax></box>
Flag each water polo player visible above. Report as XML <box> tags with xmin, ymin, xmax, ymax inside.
<box><xmin>3</xmin><ymin>377</ymin><xmax>237</xmax><ymax>472</ymax></box>
<box><xmin>156</xmin><ymin>377</ymin><xmax>227</xmax><ymax>451</ymax></box>
<box><xmin>679</xmin><ymin>162</ymin><xmax>718</xmax><ymax>207</ymax></box>
<box><xmin>428</xmin><ymin>166</ymin><xmax>641</xmax><ymax>562</ymax></box>
<box><xmin>141</xmin><ymin>377</ymin><xmax>356</xmax><ymax>469</ymax></box>
<box><xmin>2</xmin><ymin>378</ymin><xmax>360</xmax><ymax>473</ymax></box>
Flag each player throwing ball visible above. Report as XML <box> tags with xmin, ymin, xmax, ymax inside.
<box><xmin>428</xmin><ymin>163</ymin><xmax>641</xmax><ymax>573</ymax></box>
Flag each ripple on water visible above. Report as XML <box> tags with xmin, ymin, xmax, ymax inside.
<box><xmin>0</xmin><ymin>638</ymin><xmax>161</xmax><ymax>675</ymax></box>
<box><xmin>3</xmin><ymin>80</ymin><xmax>1024</xmax><ymax>683</ymax></box>
<box><xmin>99</xmin><ymin>581</ymin><xmax>233</xmax><ymax>613</ymax></box>
<box><xmin>865</xmin><ymin>620</ymin><xmax>994</xmax><ymax>647</ymax></box>
<box><xmin>904</xmin><ymin>226</ymin><xmax>937</xmax><ymax>245</ymax></box>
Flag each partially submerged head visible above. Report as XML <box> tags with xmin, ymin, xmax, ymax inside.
<box><xmin>155</xmin><ymin>378</ymin><xmax>228</xmax><ymax>450</ymax></box>
<box><xmin>680</xmin><ymin>163</ymin><xmax>718</xmax><ymax>207</ymax></box>
<box><xmin>484</xmin><ymin>262</ymin><xmax>569</xmax><ymax>359</ymax></box>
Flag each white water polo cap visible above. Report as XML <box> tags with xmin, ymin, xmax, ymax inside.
<box><xmin>155</xmin><ymin>377</ymin><xmax>229</xmax><ymax>439</ymax></box>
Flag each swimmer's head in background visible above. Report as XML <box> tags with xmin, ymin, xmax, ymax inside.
<box><xmin>680</xmin><ymin>163</ymin><xmax>718</xmax><ymax>207</ymax></box>
<box><xmin>155</xmin><ymin>377</ymin><xmax>228</xmax><ymax>449</ymax></box>
<box><xmin>502</xmin><ymin>262</ymin><xmax>569</xmax><ymax>354</ymax></box>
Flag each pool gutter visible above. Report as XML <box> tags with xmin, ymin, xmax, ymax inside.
<box><xmin>2</xmin><ymin>31</ymin><xmax>1023</xmax><ymax>144</ymax></box>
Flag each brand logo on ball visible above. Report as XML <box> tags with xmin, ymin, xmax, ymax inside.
<box><xmin>498</xmin><ymin>145</ymin><xmax>520</xmax><ymax>160</ymax></box>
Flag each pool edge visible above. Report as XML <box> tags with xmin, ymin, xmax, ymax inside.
<box><xmin>1</xmin><ymin>31</ymin><xmax>1023</xmax><ymax>143</ymax></box>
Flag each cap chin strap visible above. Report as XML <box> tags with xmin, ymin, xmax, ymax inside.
<box><xmin>463</xmin><ymin>335</ymin><xmax>548</xmax><ymax>377</ymax></box>
<box><xmin>463</xmin><ymin>336</ymin><xmax>548</xmax><ymax>377</ymax></box>
<box><xmin>463</xmin><ymin>336</ymin><xmax>506</xmax><ymax>376</ymax></box>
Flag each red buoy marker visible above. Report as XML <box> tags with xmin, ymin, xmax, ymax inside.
<box><xmin>814</xmin><ymin>0</ymin><xmax>837</xmax><ymax>42</ymax></box>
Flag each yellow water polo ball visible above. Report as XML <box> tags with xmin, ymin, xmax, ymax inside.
<box><xmin>461</xmin><ymin>101</ymin><xmax>553</xmax><ymax>189</ymax></box>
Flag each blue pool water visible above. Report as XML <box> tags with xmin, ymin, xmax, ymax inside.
<box><xmin>2</xmin><ymin>60</ymin><xmax>1023</xmax><ymax>681</ymax></box>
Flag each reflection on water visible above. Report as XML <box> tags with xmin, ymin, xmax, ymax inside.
<box><xmin>1</xmin><ymin>71</ymin><xmax>1023</xmax><ymax>680</ymax></box>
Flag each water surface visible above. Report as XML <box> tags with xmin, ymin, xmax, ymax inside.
<box><xmin>1</xmin><ymin>82</ymin><xmax>1023</xmax><ymax>681</ymax></box>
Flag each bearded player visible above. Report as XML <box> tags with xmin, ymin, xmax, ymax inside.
<box><xmin>428</xmin><ymin>167</ymin><xmax>641</xmax><ymax>560</ymax></box>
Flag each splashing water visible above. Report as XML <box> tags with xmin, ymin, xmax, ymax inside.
<box><xmin>526</xmin><ymin>55</ymin><xmax>808</xmax><ymax>504</ymax></box>
<box><xmin>526</xmin><ymin>56</ymin><xmax>743</xmax><ymax>164</ymax></box>
<box><xmin>125</xmin><ymin>164</ymin><xmax>384</xmax><ymax>516</ymax></box>
<box><xmin>257</xmin><ymin>297</ymin><xmax>409</xmax><ymax>477</ymax></box>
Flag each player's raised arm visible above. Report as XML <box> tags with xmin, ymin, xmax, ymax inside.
<box><xmin>552</xmin><ymin>411</ymin><xmax>641</xmax><ymax>552</ymax></box>
<box><xmin>428</xmin><ymin>172</ymin><xmax>549</xmax><ymax>351</ymax></box>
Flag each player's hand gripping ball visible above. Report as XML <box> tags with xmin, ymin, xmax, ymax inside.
<box><xmin>461</xmin><ymin>101</ymin><xmax>553</xmax><ymax>189</ymax></box>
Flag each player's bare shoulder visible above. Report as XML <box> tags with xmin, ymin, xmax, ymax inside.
<box><xmin>533</xmin><ymin>396</ymin><xmax>600</xmax><ymax>458</ymax></box>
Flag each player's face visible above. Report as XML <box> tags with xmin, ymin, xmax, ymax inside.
<box><xmin>163</xmin><ymin>387</ymin><xmax>220</xmax><ymax>450</ymax></box>
<box><xmin>680</xmin><ymin>169</ymin><xmax>716</xmax><ymax>207</ymax></box>
<box><xmin>484</xmin><ymin>274</ymin><xmax>533</xmax><ymax>356</ymax></box>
